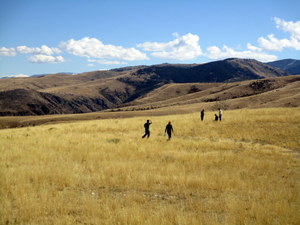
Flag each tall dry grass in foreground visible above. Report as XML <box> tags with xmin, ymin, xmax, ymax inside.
<box><xmin>0</xmin><ymin>108</ymin><xmax>299</xmax><ymax>225</ymax></box>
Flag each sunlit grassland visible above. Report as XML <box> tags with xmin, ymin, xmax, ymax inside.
<box><xmin>0</xmin><ymin>108</ymin><xmax>299</xmax><ymax>225</ymax></box>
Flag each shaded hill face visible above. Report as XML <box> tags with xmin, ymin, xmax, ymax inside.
<box><xmin>0</xmin><ymin>58</ymin><xmax>296</xmax><ymax>116</ymax></box>
<box><xmin>267</xmin><ymin>59</ymin><xmax>300</xmax><ymax>75</ymax></box>
<box><xmin>0</xmin><ymin>89</ymin><xmax>112</xmax><ymax>116</ymax></box>
<box><xmin>126</xmin><ymin>58</ymin><xmax>287</xmax><ymax>83</ymax></box>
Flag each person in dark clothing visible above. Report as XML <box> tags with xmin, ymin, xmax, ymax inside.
<box><xmin>200</xmin><ymin>109</ymin><xmax>205</xmax><ymax>121</ymax></box>
<box><xmin>142</xmin><ymin>120</ymin><xmax>152</xmax><ymax>138</ymax></box>
<box><xmin>214</xmin><ymin>114</ymin><xmax>219</xmax><ymax>121</ymax></box>
<box><xmin>165</xmin><ymin>121</ymin><xmax>174</xmax><ymax>140</ymax></box>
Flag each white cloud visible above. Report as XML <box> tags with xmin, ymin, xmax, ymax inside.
<box><xmin>0</xmin><ymin>45</ymin><xmax>61</xmax><ymax>57</ymax></box>
<box><xmin>274</xmin><ymin>17</ymin><xmax>300</xmax><ymax>39</ymax></box>
<box><xmin>1</xmin><ymin>44</ymin><xmax>64</xmax><ymax>65</ymax></box>
<box><xmin>28</xmin><ymin>55</ymin><xmax>65</xmax><ymax>63</ymax></box>
<box><xmin>55</xmin><ymin>56</ymin><xmax>65</xmax><ymax>62</ymax></box>
<box><xmin>206</xmin><ymin>45</ymin><xmax>277</xmax><ymax>62</ymax></box>
<box><xmin>15</xmin><ymin>46</ymin><xmax>34</xmax><ymax>54</ymax></box>
<box><xmin>172</xmin><ymin>32</ymin><xmax>180</xmax><ymax>38</ymax></box>
<box><xmin>258</xmin><ymin>34</ymin><xmax>300</xmax><ymax>51</ymax></box>
<box><xmin>87</xmin><ymin>58</ymin><xmax>128</xmax><ymax>65</ymax></box>
<box><xmin>60</xmin><ymin>37</ymin><xmax>148</xmax><ymax>61</ymax></box>
<box><xmin>258</xmin><ymin>18</ymin><xmax>300</xmax><ymax>51</ymax></box>
<box><xmin>0</xmin><ymin>47</ymin><xmax>16</xmax><ymax>56</ymax></box>
<box><xmin>87</xmin><ymin>58</ymin><xmax>127</xmax><ymax>65</ymax></box>
<box><xmin>206</xmin><ymin>18</ymin><xmax>299</xmax><ymax>62</ymax></box>
<box><xmin>246</xmin><ymin>43</ymin><xmax>262</xmax><ymax>52</ymax></box>
<box><xmin>2</xmin><ymin>74</ymin><xmax>29</xmax><ymax>78</ymax></box>
<box><xmin>2</xmin><ymin>18</ymin><xmax>299</xmax><ymax>68</ymax></box>
<box><xmin>137</xmin><ymin>33</ymin><xmax>202</xmax><ymax>60</ymax></box>
<box><xmin>16</xmin><ymin>45</ymin><xmax>62</xmax><ymax>55</ymax></box>
<box><xmin>98</xmin><ymin>60</ymin><xmax>127</xmax><ymax>65</ymax></box>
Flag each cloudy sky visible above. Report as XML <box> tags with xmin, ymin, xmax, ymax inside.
<box><xmin>0</xmin><ymin>0</ymin><xmax>299</xmax><ymax>78</ymax></box>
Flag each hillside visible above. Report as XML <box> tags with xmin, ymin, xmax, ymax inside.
<box><xmin>124</xmin><ymin>75</ymin><xmax>300</xmax><ymax>110</ymax></box>
<box><xmin>128</xmin><ymin>58</ymin><xmax>287</xmax><ymax>84</ymax></box>
<box><xmin>267</xmin><ymin>59</ymin><xmax>300</xmax><ymax>75</ymax></box>
<box><xmin>0</xmin><ymin>58</ymin><xmax>296</xmax><ymax>116</ymax></box>
<box><xmin>0</xmin><ymin>75</ymin><xmax>299</xmax><ymax>129</ymax></box>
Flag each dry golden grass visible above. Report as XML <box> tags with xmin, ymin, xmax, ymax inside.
<box><xmin>0</xmin><ymin>108</ymin><xmax>299</xmax><ymax>225</ymax></box>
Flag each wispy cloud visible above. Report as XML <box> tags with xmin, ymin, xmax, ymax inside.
<box><xmin>137</xmin><ymin>33</ymin><xmax>202</xmax><ymax>60</ymax></box>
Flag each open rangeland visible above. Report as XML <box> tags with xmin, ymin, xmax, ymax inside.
<box><xmin>0</xmin><ymin>108</ymin><xmax>299</xmax><ymax>225</ymax></box>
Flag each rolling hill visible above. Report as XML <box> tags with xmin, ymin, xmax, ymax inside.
<box><xmin>267</xmin><ymin>59</ymin><xmax>300</xmax><ymax>75</ymax></box>
<box><xmin>0</xmin><ymin>58</ymin><xmax>298</xmax><ymax>116</ymax></box>
<box><xmin>123</xmin><ymin>75</ymin><xmax>300</xmax><ymax>110</ymax></box>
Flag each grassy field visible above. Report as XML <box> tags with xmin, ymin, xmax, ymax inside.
<box><xmin>0</xmin><ymin>108</ymin><xmax>299</xmax><ymax>225</ymax></box>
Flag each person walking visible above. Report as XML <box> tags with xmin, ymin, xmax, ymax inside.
<box><xmin>218</xmin><ymin>108</ymin><xmax>223</xmax><ymax>121</ymax></box>
<box><xmin>142</xmin><ymin>120</ymin><xmax>152</xmax><ymax>138</ymax></box>
<box><xmin>200</xmin><ymin>109</ymin><xmax>205</xmax><ymax>121</ymax></box>
<box><xmin>165</xmin><ymin>121</ymin><xmax>174</xmax><ymax>140</ymax></box>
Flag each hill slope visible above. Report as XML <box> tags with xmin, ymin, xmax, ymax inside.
<box><xmin>0</xmin><ymin>58</ymin><xmax>295</xmax><ymax>116</ymax></box>
<box><xmin>267</xmin><ymin>59</ymin><xmax>300</xmax><ymax>75</ymax></box>
<box><xmin>122</xmin><ymin>75</ymin><xmax>300</xmax><ymax>110</ymax></box>
<box><xmin>127</xmin><ymin>58</ymin><xmax>287</xmax><ymax>84</ymax></box>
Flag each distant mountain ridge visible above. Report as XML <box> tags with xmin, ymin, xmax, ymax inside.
<box><xmin>267</xmin><ymin>59</ymin><xmax>300</xmax><ymax>75</ymax></box>
<box><xmin>0</xmin><ymin>58</ymin><xmax>299</xmax><ymax>116</ymax></box>
<box><xmin>131</xmin><ymin>58</ymin><xmax>287</xmax><ymax>83</ymax></box>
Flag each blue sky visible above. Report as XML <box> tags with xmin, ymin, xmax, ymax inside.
<box><xmin>0</xmin><ymin>0</ymin><xmax>299</xmax><ymax>77</ymax></box>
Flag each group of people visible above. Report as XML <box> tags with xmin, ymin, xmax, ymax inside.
<box><xmin>201</xmin><ymin>108</ymin><xmax>223</xmax><ymax>121</ymax></box>
<box><xmin>142</xmin><ymin>108</ymin><xmax>223</xmax><ymax>141</ymax></box>
<box><xmin>142</xmin><ymin>120</ymin><xmax>174</xmax><ymax>141</ymax></box>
